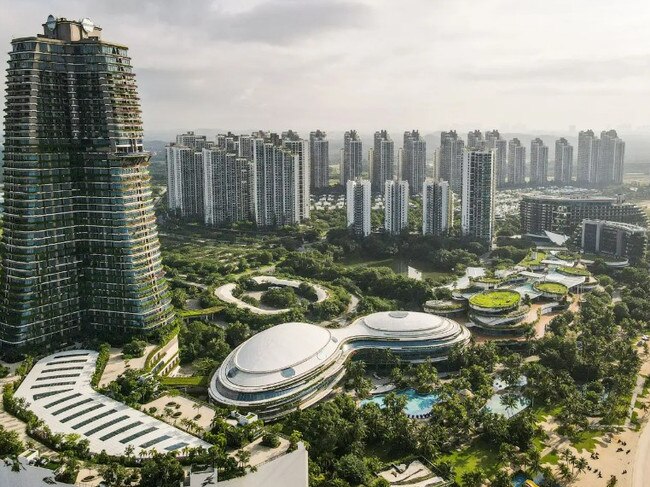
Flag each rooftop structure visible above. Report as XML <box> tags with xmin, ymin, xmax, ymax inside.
<box><xmin>209</xmin><ymin>311</ymin><xmax>470</xmax><ymax>419</ymax></box>
<box><xmin>15</xmin><ymin>350</ymin><xmax>210</xmax><ymax>456</ymax></box>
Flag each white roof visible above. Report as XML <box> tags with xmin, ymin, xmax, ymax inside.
<box><xmin>360</xmin><ymin>311</ymin><xmax>450</xmax><ymax>333</ymax></box>
<box><xmin>216</xmin><ymin>443</ymin><xmax>308</xmax><ymax>487</ymax></box>
<box><xmin>0</xmin><ymin>457</ymin><xmax>71</xmax><ymax>487</ymax></box>
<box><xmin>14</xmin><ymin>351</ymin><xmax>210</xmax><ymax>457</ymax></box>
<box><xmin>235</xmin><ymin>323</ymin><xmax>333</xmax><ymax>373</ymax></box>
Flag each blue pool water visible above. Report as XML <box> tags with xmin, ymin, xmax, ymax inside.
<box><xmin>360</xmin><ymin>388</ymin><xmax>439</xmax><ymax>416</ymax></box>
<box><xmin>484</xmin><ymin>393</ymin><xmax>530</xmax><ymax>419</ymax></box>
<box><xmin>512</xmin><ymin>472</ymin><xmax>547</xmax><ymax>486</ymax></box>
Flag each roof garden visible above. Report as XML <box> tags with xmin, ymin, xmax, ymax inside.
<box><xmin>469</xmin><ymin>290</ymin><xmax>521</xmax><ymax>310</ymax></box>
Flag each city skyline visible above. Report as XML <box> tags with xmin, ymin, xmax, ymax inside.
<box><xmin>2</xmin><ymin>1</ymin><xmax>650</xmax><ymax>136</ymax></box>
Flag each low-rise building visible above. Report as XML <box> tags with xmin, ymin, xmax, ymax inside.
<box><xmin>581</xmin><ymin>219</ymin><xmax>647</xmax><ymax>263</ymax></box>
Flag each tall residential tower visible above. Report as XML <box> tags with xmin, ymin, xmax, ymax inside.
<box><xmin>529</xmin><ymin>138</ymin><xmax>549</xmax><ymax>186</ymax></box>
<box><xmin>439</xmin><ymin>131</ymin><xmax>465</xmax><ymax>194</ymax></box>
<box><xmin>402</xmin><ymin>130</ymin><xmax>427</xmax><ymax>196</ymax></box>
<box><xmin>422</xmin><ymin>180</ymin><xmax>452</xmax><ymax>236</ymax></box>
<box><xmin>346</xmin><ymin>179</ymin><xmax>372</xmax><ymax>237</ymax></box>
<box><xmin>371</xmin><ymin>130</ymin><xmax>395</xmax><ymax>193</ymax></box>
<box><xmin>309</xmin><ymin>130</ymin><xmax>329</xmax><ymax>190</ymax></box>
<box><xmin>554</xmin><ymin>138</ymin><xmax>574</xmax><ymax>185</ymax></box>
<box><xmin>1</xmin><ymin>17</ymin><xmax>173</xmax><ymax>347</ymax></box>
<box><xmin>341</xmin><ymin>130</ymin><xmax>363</xmax><ymax>185</ymax></box>
<box><xmin>461</xmin><ymin>150</ymin><xmax>495</xmax><ymax>242</ymax></box>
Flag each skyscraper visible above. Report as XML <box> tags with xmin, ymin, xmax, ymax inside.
<box><xmin>422</xmin><ymin>180</ymin><xmax>452</xmax><ymax>236</ymax></box>
<box><xmin>554</xmin><ymin>138</ymin><xmax>574</xmax><ymax>185</ymax></box>
<box><xmin>507</xmin><ymin>138</ymin><xmax>526</xmax><ymax>186</ymax></box>
<box><xmin>384</xmin><ymin>180</ymin><xmax>409</xmax><ymax>235</ymax></box>
<box><xmin>281</xmin><ymin>130</ymin><xmax>310</xmax><ymax>220</ymax></box>
<box><xmin>467</xmin><ymin>130</ymin><xmax>485</xmax><ymax>149</ymax></box>
<box><xmin>372</xmin><ymin>130</ymin><xmax>395</xmax><ymax>193</ymax></box>
<box><xmin>461</xmin><ymin>150</ymin><xmax>495</xmax><ymax>242</ymax></box>
<box><xmin>529</xmin><ymin>138</ymin><xmax>549</xmax><ymax>186</ymax></box>
<box><xmin>1</xmin><ymin>17</ymin><xmax>173</xmax><ymax>347</ymax></box>
<box><xmin>167</xmin><ymin>135</ymin><xmax>207</xmax><ymax>218</ymax></box>
<box><xmin>251</xmin><ymin>136</ymin><xmax>300</xmax><ymax>227</ymax></box>
<box><xmin>402</xmin><ymin>130</ymin><xmax>427</xmax><ymax>195</ymax></box>
<box><xmin>485</xmin><ymin>130</ymin><xmax>507</xmax><ymax>188</ymax></box>
<box><xmin>439</xmin><ymin>131</ymin><xmax>465</xmax><ymax>194</ymax></box>
<box><xmin>203</xmin><ymin>148</ymin><xmax>252</xmax><ymax>226</ymax></box>
<box><xmin>599</xmin><ymin>130</ymin><xmax>625</xmax><ymax>185</ymax></box>
<box><xmin>309</xmin><ymin>130</ymin><xmax>329</xmax><ymax>190</ymax></box>
<box><xmin>346</xmin><ymin>179</ymin><xmax>372</xmax><ymax>237</ymax></box>
<box><xmin>577</xmin><ymin>129</ymin><xmax>599</xmax><ymax>185</ymax></box>
<box><xmin>341</xmin><ymin>130</ymin><xmax>363</xmax><ymax>185</ymax></box>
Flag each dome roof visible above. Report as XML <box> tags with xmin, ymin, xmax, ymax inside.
<box><xmin>362</xmin><ymin>311</ymin><xmax>449</xmax><ymax>333</ymax></box>
<box><xmin>234</xmin><ymin>322</ymin><xmax>333</xmax><ymax>374</ymax></box>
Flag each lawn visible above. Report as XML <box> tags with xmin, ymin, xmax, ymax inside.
<box><xmin>533</xmin><ymin>282</ymin><xmax>568</xmax><ymax>295</ymax></box>
<box><xmin>160</xmin><ymin>376</ymin><xmax>208</xmax><ymax>387</ymax></box>
<box><xmin>557</xmin><ymin>266</ymin><xmax>590</xmax><ymax>277</ymax></box>
<box><xmin>519</xmin><ymin>250</ymin><xmax>547</xmax><ymax>268</ymax></box>
<box><xmin>439</xmin><ymin>439</ymin><xmax>501</xmax><ymax>482</ymax></box>
<box><xmin>570</xmin><ymin>429</ymin><xmax>604</xmax><ymax>452</ymax></box>
<box><xmin>469</xmin><ymin>290</ymin><xmax>521</xmax><ymax>309</ymax></box>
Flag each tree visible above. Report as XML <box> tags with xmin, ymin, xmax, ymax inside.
<box><xmin>491</xmin><ymin>470</ymin><xmax>512</xmax><ymax>487</ymax></box>
<box><xmin>139</xmin><ymin>453</ymin><xmax>184</xmax><ymax>487</ymax></box>
<box><xmin>461</xmin><ymin>469</ymin><xmax>484</xmax><ymax>487</ymax></box>
<box><xmin>122</xmin><ymin>339</ymin><xmax>147</xmax><ymax>358</ymax></box>
<box><xmin>607</xmin><ymin>475</ymin><xmax>618</xmax><ymax>487</ymax></box>
<box><xmin>99</xmin><ymin>462</ymin><xmax>129</xmax><ymax>487</ymax></box>
<box><xmin>335</xmin><ymin>453</ymin><xmax>369</xmax><ymax>485</ymax></box>
<box><xmin>0</xmin><ymin>425</ymin><xmax>24</xmax><ymax>456</ymax></box>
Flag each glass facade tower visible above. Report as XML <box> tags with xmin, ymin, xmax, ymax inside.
<box><xmin>0</xmin><ymin>17</ymin><xmax>174</xmax><ymax>348</ymax></box>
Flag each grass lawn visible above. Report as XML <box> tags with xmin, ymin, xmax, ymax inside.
<box><xmin>533</xmin><ymin>282</ymin><xmax>568</xmax><ymax>295</ymax></box>
<box><xmin>160</xmin><ymin>376</ymin><xmax>208</xmax><ymax>387</ymax></box>
<box><xmin>519</xmin><ymin>251</ymin><xmax>547</xmax><ymax>267</ymax></box>
<box><xmin>557</xmin><ymin>266</ymin><xmax>591</xmax><ymax>277</ymax></box>
<box><xmin>439</xmin><ymin>439</ymin><xmax>501</xmax><ymax>482</ymax></box>
<box><xmin>469</xmin><ymin>290</ymin><xmax>520</xmax><ymax>309</ymax></box>
<box><xmin>541</xmin><ymin>449</ymin><xmax>560</xmax><ymax>465</ymax></box>
<box><xmin>570</xmin><ymin>429</ymin><xmax>604</xmax><ymax>452</ymax></box>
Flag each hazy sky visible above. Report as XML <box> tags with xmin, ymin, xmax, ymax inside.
<box><xmin>2</xmin><ymin>0</ymin><xmax>650</xmax><ymax>137</ymax></box>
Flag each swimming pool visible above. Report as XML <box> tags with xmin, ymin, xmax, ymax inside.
<box><xmin>360</xmin><ymin>388</ymin><xmax>439</xmax><ymax>416</ymax></box>
<box><xmin>484</xmin><ymin>392</ymin><xmax>530</xmax><ymax>418</ymax></box>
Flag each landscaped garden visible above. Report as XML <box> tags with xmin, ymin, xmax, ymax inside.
<box><xmin>469</xmin><ymin>290</ymin><xmax>521</xmax><ymax>310</ymax></box>
<box><xmin>557</xmin><ymin>266</ymin><xmax>591</xmax><ymax>277</ymax></box>
<box><xmin>533</xmin><ymin>282</ymin><xmax>569</xmax><ymax>296</ymax></box>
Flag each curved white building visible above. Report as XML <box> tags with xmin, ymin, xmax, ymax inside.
<box><xmin>209</xmin><ymin>311</ymin><xmax>470</xmax><ymax>419</ymax></box>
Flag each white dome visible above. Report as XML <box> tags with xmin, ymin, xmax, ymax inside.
<box><xmin>362</xmin><ymin>311</ymin><xmax>449</xmax><ymax>333</ymax></box>
<box><xmin>234</xmin><ymin>322</ymin><xmax>333</xmax><ymax>373</ymax></box>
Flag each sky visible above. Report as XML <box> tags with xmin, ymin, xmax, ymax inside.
<box><xmin>2</xmin><ymin>0</ymin><xmax>650</xmax><ymax>139</ymax></box>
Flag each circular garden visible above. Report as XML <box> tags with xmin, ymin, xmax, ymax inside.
<box><xmin>533</xmin><ymin>281</ymin><xmax>568</xmax><ymax>298</ymax></box>
<box><xmin>469</xmin><ymin>290</ymin><xmax>521</xmax><ymax>312</ymax></box>
<box><xmin>557</xmin><ymin>266</ymin><xmax>590</xmax><ymax>277</ymax></box>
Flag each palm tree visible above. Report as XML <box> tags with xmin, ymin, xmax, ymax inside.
<box><xmin>606</xmin><ymin>475</ymin><xmax>618</xmax><ymax>487</ymax></box>
<box><xmin>558</xmin><ymin>462</ymin><xmax>573</xmax><ymax>483</ymax></box>
<box><xmin>574</xmin><ymin>457</ymin><xmax>588</xmax><ymax>477</ymax></box>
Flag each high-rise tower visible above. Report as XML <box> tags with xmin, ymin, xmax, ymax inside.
<box><xmin>485</xmin><ymin>130</ymin><xmax>507</xmax><ymax>188</ymax></box>
<box><xmin>1</xmin><ymin>17</ymin><xmax>173</xmax><ymax>348</ymax></box>
<box><xmin>577</xmin><ymin>129</ymin><xmax>599</xmax><ymax>185</ymax></box>
<box><xmin>507</xmin><ymin>138</ymin><xmax>526</xmax><ymax>186</ymax></box>
<box><xmin>439</xmin><ymin>131</ymin><xmax>465</xmax><ymax>194</ymax></box>
<box><xmin>371</xmin><ymin>130</ymin><xmax>395</xmax><ymax>193</ymax></box>
<box><xmin>529</xmin><ymin>138</ymin><xmax>549</xmax><ymax>186</ymax></box>
<box><xmin>554</xmin><ymin>138</ymin><xmax>574</xmax><ymax>185</ymax></box>
<box><xmin>346</xmin><ymin>179</ymin><xmax>372</xmax><ymax>237</ymax></box>
<box><xmin>402</xmin><ymin>130</ymin><xmax>427</xmax><ymax>195</ymax></box>
<box><xmin>461</xmin><ymin>150</ymin><xmax>495</xmax><ymax>242</ymax></box>
<box><xmin>422</xmin><ymin>180</ymin><xmax>452</xmax><ymax>236</ymax></box>
<box><xmin>309</xmin><ymin>130</ymin><xmax>329</xmax><ymax>190</ymax></box>
<box><xmin>341</xmin><ymin>130</ymin><xmax>363</xmax><ymax>185</ymax></box>
<box><xmin>384</xmin><ymin>180</ymin><xmax>409</xmax><ymax>235</ymax></box>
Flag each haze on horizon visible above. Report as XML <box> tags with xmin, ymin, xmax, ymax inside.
<box><xmin>2</xmin><ymin>0</ymin><xmax>650</xmax><ymax>138</ymax></box>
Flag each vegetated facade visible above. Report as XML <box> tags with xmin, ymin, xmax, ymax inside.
<box><xmin>1</xmin><ymin>17</ymin><xmax>173</xmax><ymax>349</ymax></box>
<box><xmin>581</xmin><ymin>219</ymin><xmax>647</xmax><ymax>263</ymax></box>
<box><xmin>520</xmin><ymin>195</ymin><xmax>647</xmax><ymax>237</ymax></box>
<box><xmin>467</xmin><ymin>290</ymin><xmax>529</xmax><ymax>335</ymax></box>
<box><xmin>209</xmin><ymin>311</ymin><xmax>470</xmax><ymax>419</ymax></box>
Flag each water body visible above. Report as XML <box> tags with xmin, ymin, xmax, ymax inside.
<box><xmin>360</xmin><ymin>388</ymin><xmax>439</xmax><ymax>416</ymax></box>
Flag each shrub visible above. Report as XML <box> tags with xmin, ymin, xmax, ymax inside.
<box><xmin>122</xmin><ymin>339</ymin><xmax>147</xmax><ymax>359</ymax></box>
